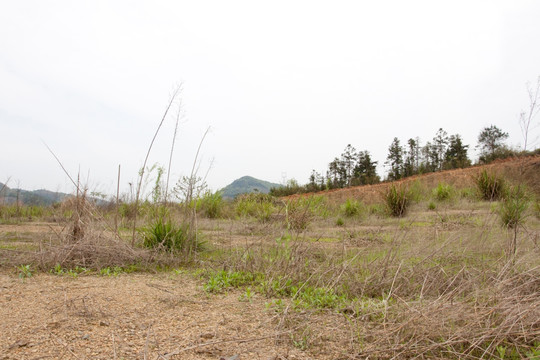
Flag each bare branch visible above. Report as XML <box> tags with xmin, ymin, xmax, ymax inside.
<box><xmin>131</xmin><ymin>85</ymin><xmax>182</xmax><ymax>245</ymax></box>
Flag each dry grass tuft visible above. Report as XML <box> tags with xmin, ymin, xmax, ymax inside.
<box><xmin>356</xmin><ymin>266</ymin><xmax>540</xmax><ymax>359</ymax></box>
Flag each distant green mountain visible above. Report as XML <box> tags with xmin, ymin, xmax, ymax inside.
<box><xmin>0</xmin><ymin>182</ymin><xmax>70</xmax><ymax>206</ymax></box>
<box><xmin>220</xmin><ymin>176</ymin><xmax>282</xmax><ymax>199</ymax></box>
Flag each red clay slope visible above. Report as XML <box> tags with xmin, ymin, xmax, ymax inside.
<box><xmin>286</xmin><ymin>155</ymin><xmax>540</xmax><ymax>205</ymax></box>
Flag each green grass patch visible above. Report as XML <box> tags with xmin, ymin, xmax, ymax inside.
<box><xmin>203</xmin><ymin>270</ymin><xmax>265</xmax><ymax>293</ymax></box>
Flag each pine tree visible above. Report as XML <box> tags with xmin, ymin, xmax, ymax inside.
<box><xmin>444</xmin><ymin>134</ymin><xmax>470</xmax><ymax>169</ymax></box>
<box><xmin>354</xmin><ymin>150</ymin><xmax>380</xmax><ymax>185</ymax></box>
<box><xmin>386</xmin><ymin>137</ymin><xmax>403</xmax><ymax>180</ymax></box>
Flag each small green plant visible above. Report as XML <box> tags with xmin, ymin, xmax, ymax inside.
<box><xmin>499</xmin><ymin>185</ymin><xmax>530</xmax><ymax>229</ymax></box>
<box><xmin>17</xmin><ymin>264</ymin><xmax>32</xmax><ymax>279</ymax></box>
<box><xmin>99</xmin><ymin>266</ymin><xmax>125</xmax><ymax>276</ymax></box>
<box><xmin>496</xmin><ymin>345</ymin><xmax>507</xmax><ymax>359</ymax></box>
<box><xmin>427</xmin><ymin>201</ymin><xmax>436</xmax><ymax>210</ymax></box>
<box><xmin>51</xmin><ymin>264</ymin><xmax>88</xmax><ymax>277</ymax></box>
<box><xmin>141</xmin><ymin>216</ymin><xmax>203</xmax><ymax>253</ymax></box>
<box><xmin>341</xmin><ymin>198</ymin><xmax>363</xmax><ymax>217</ymax></box>
<box><xmin>383</xmin><ymin>184</ymin><xmax>409</xmax><ymax>217</ymax></box>
<box><xmin>239</xmin><ymin>287</ymin><xmax>254</xmax><ymax>302</ymax></box>
<box><xmin>525</xmin><ymin>342</ymin><xmax>540</xmax><ymax>359</ymax></box>
<box><xmin>291</xmin><ymin>331</ymin><xmax>310</xmax><ymax>351</ymax></box>
<box><xmin>100</xmin><ymin>267</ymin><xmax>112</xmax><ymax>276</ymax></box>
<box><xmin>475</xmin><ymin>169</ymin><xmax>506</xmax><ymax>201</ymax></box>
<box><xmin>295</xmin><ymin>286</ymin><xmax>347</xmax><ymax>310</ymax></box>
<box><xmin>499</xmin><ymin>185</ymin><xmax>530</xmax><ymax>259</ymax></box>
<box><xmin>204</xmin><ymin>270</ymin><xmax>262</xmax><ymax>293</ymax></box>
<box><xmin>336</xmin><ymin>217</ymin><xmax>345</xmax><ymax>226</ymax></box>
<box><xmin>432</xmin><ymin>183</ymin><xmax>454</xmax><ymax>201</ymax></box>
<box><xmin>52</xmin><ymin>264</ymin><xmax>64</xmax><ymax>275</ymax></box>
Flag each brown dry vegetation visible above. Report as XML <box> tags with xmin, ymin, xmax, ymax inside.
<box><xmin>1</xmin><ymin>156</ymin><xmax>540</xmax><ymax>359</ymax></box>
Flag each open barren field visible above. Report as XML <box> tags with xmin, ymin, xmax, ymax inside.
<box><xmin>1</xmin><ymin>158</ymin><xmax>540</xmax><ymax>359</ymax></box>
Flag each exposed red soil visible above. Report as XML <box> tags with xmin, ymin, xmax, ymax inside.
<box><xmin>286</xmin><ymin>155</ymin><xmax>540</xmax><ymax>204</ymax></box>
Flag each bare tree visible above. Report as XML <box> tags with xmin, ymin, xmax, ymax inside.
<box><xmin>519</xmin><ymin>76</ymin><xmax>540</xmax><ymax>151</ymax></box>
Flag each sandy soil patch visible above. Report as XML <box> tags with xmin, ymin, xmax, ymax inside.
<box><xmin>0</xmin><ymin>272</ymin><xmax>336</xmax><ymax>360</ymax></box>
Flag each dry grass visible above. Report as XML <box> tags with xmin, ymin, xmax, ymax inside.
<box><xmin>1</xmin><ymin>158</ymin><xmax>540</xmax><ymax>359</ymax></box>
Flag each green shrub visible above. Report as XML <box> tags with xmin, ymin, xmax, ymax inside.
<box><xmin>475</xmin><ymin>169</ymin><xmax>506</xmax><ymax>201</ymax></box>
<box><xmin>432</xmin><ymin>183</ymin><xmax>454</xmax><ymax>201</ymax></box>
<box><xmin>499</xmin><ymin>185</ymin><xmax>530</xmax><ymax>229</ymax></box>
<box><xmin>427</xmin><ymin>201</ymin><xmax>436</xmax><ymax>210</ymax></box>
<box><xmin>197</xmin><ymin>191</ymin><xmax>224</xmax><ymax>218</ymax></box>
<box><xmin>335</xmin><ymin>217</ymin><xmax>344</xmax><ymax>226</ymax></box>
<box><xmin>141</xmin><ymin>217</ymin><xmax>203</xmax><ymax>252</ymax></box>
<box><xmin>235</xmin><ymin>193</ymin><xmax>274</xmax><ymax>222</ymax></box>
<box><xmin>341</xmin><ymin>199</ymin><xmax>363</xmax><ymax>217</ymax></box>
<box><xmin>384</xmin><ymin>184</ymin><xmax>409</xmax><ymax>217</ymax></box>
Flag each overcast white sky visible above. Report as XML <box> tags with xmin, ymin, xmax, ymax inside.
<box><xmin>1</xmin><ymin>1</ymin><xmax>539</xmax><ymax>196</ymax></box>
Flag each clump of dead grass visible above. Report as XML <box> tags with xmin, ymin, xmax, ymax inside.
<box><xmin>0</xmin><ymin>189</ymin><xmax>187</xmax><ymax>272</ymax></box>
<box><xmin>354</xmin><ymin>265</ymin><xmax>540</xmax><ymax>359</ymax></box>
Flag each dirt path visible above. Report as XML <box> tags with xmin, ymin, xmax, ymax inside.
<box><xmin>0</xmin><ymin>272</ymin><xmax>320</xmax><ymax>360</ymax></box>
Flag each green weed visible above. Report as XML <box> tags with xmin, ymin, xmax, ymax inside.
<box><xmin>235</xmin><ymin>193</ymin><xmax>274</xmax><ymax>222</ymax></box>
<box><xmin>99</xmin><ymin>266</ymin><xmax>125</xmax><ymax>276</ymax></box>
<box><xmin>17</xmin><ymin>264</ymin><xmax>32</xmax><ymax>279</ymax></box>
<box><xmin>499</xmin><ymin>185</ymin><xmax>530</xmax><ymax>229</ymax></box>
<box><xmin>141</xmin><ymin>216</ymin><xmax>203</xmax><ymax>252</ymax></box>
<box><xmin>341</xmin><ymin>198</ymin><xmax>364</xmax><ymax>217</ymax></box>
<box><xmin>204</xmin><ymin>270</ymin><xmax>263</xmax><ymax>293</ymax></box>
<box><xmin>432</xmin><ymin>183</ymin><xmax>454</xmax><ymax>201</ymax></box>
<box><xmin>476</xmin><ymin>169</ymin><xmax>506</xmax><ymax>201</ymax></box>
<box><xmin>384</xmin><ymin>184</ymin><xmax>410</xmax><ymax>217</ymax></box>
<box><xmin>197</xmin><ymin>190</ymin><xmax>224</xmax><ymax>218</ymax></box>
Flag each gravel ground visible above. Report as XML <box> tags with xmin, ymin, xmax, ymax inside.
<box><xmin>0</xmin><ymin>272</ymin><xmax>327</xmax><ymax>360</ymax></box>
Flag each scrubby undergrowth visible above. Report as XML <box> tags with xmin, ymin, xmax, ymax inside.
<box><xmin>1</xmin><ymin>164</ymin><xmax>539</xmax><ymax>359</ymax></box>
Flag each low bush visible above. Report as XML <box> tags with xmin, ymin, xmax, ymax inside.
<box><xmin>235</xmin><ymin>193</ymin><xmax>274</xmax><ymax>222</ymax></box>
<box><xmin>499</xmin><ymin>185</ymin><xmax>530</xmax><ymax>229</ymax></box>
<box><xmin>432</xmin><ymin>183</ymin><xmax>454</xmax><ymax>201</ymax></box>
<box><xmin>475</xmin><ymin>169</ymin><xmax>506</xmax><ymax>201</ymax></box>
<box><xmin>141</xmin><ymin>216</ymin><xmax>203</xmax><ymax>252</ymax></box>
<box><xmin>341</xmin><ymin>199</ymin><xmax>364</xmax><ymax>217</ymax></box>
<box><xmin>197</xmin><ymin>190</ymin><xmax>224</xmax><ymax>218</ymax></box>
<box><xmin>383</xmin><ymin>184</ymin><xmax>409</xmax><ymax>217</ymax></box>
